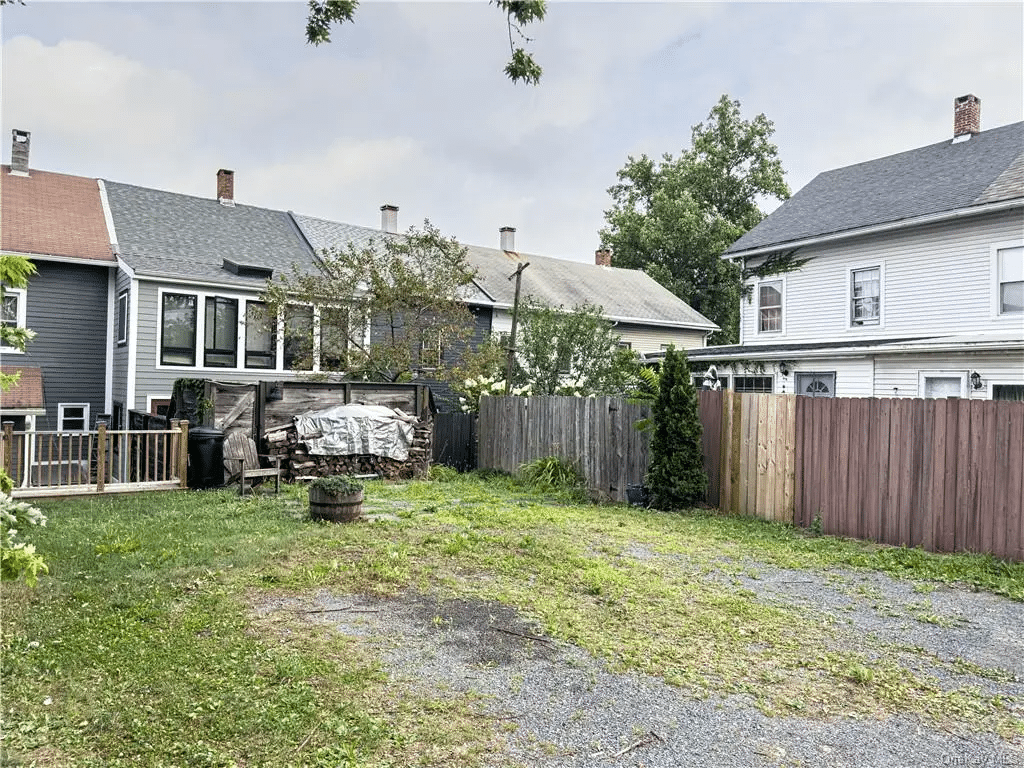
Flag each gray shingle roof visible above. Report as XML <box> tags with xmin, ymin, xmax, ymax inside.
<box><xmin>293</xmin><ymin>213</ymin><xmax>718</xmax><ymax>331</ymax></box>
<box><xmin>104</xmin><ymin>180</ymin><xmax>317</xmax><ymax>288</ymax></box>
<box><xmin>726</xmin><ymin>121</ymin><xmax>1024</xmax><ymax>255</ymax></box>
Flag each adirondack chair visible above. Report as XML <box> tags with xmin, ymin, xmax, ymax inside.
<box><xmin>224</xmin><ymin>431</ymin><xmax>282</xmax><ymax>496</ymax></box>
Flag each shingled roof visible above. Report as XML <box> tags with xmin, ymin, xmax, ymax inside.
<box><xmin>726</xmin><ymin>120</ymin><xmax>1024</xmax><ymax>256</ymax></box>
<box><xmin>1</xmin><ymin>167</ymin><xmax>114</xmax><ymax>262</ymax></box>
<box><xmin>292</xmin><ymin>213</ymin><xmax>718</xmax><ymax>331</ymax></box>
<box><xmin>103</xmin><ymin>180</ymin><xmax>317</xmax><ymax>289</ymax></box>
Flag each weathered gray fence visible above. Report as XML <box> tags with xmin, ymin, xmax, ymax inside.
<box><xmin>477</xmin><ymin>395</ymin><xmax>650</xmax><ymax>502</ymax></box>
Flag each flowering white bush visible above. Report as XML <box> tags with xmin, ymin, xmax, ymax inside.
<box><xmin>1</xmin><ymin>488</ymin><xmax>48</xmax><ymax>586</ymax></box>
<box><xmin>456</xmin><ymin>376</ymin><xmax>531</xmax><ymax>413</ymax></box>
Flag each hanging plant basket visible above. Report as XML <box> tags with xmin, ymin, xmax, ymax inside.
<box><xmin>309</xmin><ymin>475</ymin><xmax>365</xmax><ymax>523</ymax></box>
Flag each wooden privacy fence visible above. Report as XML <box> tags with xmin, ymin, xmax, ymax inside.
<box><xmin>2</xmin><ymin>421</ymin><xmax>189</xmax><ymax>498</ymax></box>
<box><xmin>794</xmin><ymin>396</ymin><xmax>1024</xmax><ymax>562</ymax></box>
<box><xmin>433</xmin><ymin>411</ymin><xmax>477</xmax><ymax>472</ymax></box>
<box><xmin>477</xmin><ymin>395</ymin><xmax>650</xmax><ymax>502</ymax></box>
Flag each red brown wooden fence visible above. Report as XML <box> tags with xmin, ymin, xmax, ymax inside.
<box><xmin>793</xmin><ymin>396</ymin><xmax>1024</xmax><ymax>562</ymax></box>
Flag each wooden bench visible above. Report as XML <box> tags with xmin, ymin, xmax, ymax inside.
<box><xmin>224</xmin><ymin>432</ymin><xmax>282</xmax><ymax>496</ymax></box>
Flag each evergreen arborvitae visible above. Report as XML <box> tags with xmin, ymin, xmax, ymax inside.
<box><xmin>647</xmin><ymin>347</ymin><xmax>707</xmax><ymax>510</ymax></box>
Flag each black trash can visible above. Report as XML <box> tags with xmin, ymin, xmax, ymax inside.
<box><xmin>187</xmin><ymin>426</ymin><xmax>225</xmax><ymax>489</ymax></box>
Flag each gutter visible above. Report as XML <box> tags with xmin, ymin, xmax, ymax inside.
<box><xmin>725</xmin><ymin>198</ymin><xmax>1023</xmax><ymax>260</ymax></box>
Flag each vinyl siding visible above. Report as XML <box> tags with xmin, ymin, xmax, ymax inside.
<box><xmin>14</xmin><ymin>261</ymin><xmax>112</xmax><ymax>429</ymax></box>
<box><xmin>111</xmin><ymin>268</ymin><xmax>132</xmax><ymax>416</ymax></box>
<box><xmin>740</xmin><ymin>209</ymin><xmax>1024</xmax><ymax>343</ymax></box>
<box><xmin>614</xmin><ymin>323</ymin><xmax>706</xmax><ymax>355</ymax></box>
<box><xmin>781</xmin><ymin>357</ymin><xmax>875</xmax><ymax>398</ymax></box>
<box><xmin>874</xmin><ymin>350</ymin><xmax>1024</xmax><ymax>399</ymax></box>
<box><xmin>131</xmin><ymin>279</ymin><xmax>297</xmax><ymax>412</ymax></box>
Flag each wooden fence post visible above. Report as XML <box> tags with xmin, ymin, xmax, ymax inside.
<box><xmin>178</xmin><ymin>420</ymin><xmax>189</xmax><ymax>488</ymax></box>
<box><xmin>96</xmin><ymin>423</ymin><xmax>107</xmax><ymax>492</ymax></box>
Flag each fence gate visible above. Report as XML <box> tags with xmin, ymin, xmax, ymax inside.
<box><xmin>433</xmin><ymin>412</ymin><xmax>477</xmax><ymax>471</ymax></box>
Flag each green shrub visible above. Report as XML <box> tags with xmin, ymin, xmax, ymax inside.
<box><xmin>647</xmin><ymin>346</ymin><xmax>707</xmax><ymax>510</ymax></box>
<box><xmin>308</xmin><ymin>475</ymin><xmax>364</xmax><ymax>496</ymax></box>
<box><xmin>519</xmin><ymin>456</ymin><xmax>583</xmax><ymax>491</ymax></box>
<box><xmin>428</xmin><ymin>465</ymin><xmax>461</xmax><ymax>482</ymax></box>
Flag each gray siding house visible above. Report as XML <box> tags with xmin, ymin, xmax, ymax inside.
<box><xmin>689</xmin><ymin>95</ymin><xmax>1024</xmax><ymax>400</ymax></box>
<box><xmin>1</xmin><ymin>130</ymin><xmax>116</xmax><ymax>432</ymax></box>
<box><xmin>102</xmin><ymin>170</ymin><xmax>321</xmax><ymax>417</ymax></box>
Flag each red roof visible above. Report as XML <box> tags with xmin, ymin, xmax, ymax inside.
<box><xmin>0</xmin><ymin>366</ymin><xmax>45</xmax><ymax>410</ymax></box>
<box><xmin>1</xmin><ymin>166</ymin><xmax>114</xmax><ymax>262</ymax></box>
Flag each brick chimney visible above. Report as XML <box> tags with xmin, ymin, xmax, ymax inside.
<box><xmin>953</xmin><ymin>94</ymin><xmax>981</xmax><ymax>139</ymax></box>
<box><xmin>380</xmin><ymin>204</ymin><xmax>398</xmax><ymax>234</ymax></box>
<box><xmin>595</xmin><ymin>248</ymin><xmax>612</xmax><ymax>267</ymax></box>
<box><xmin>10</xmin><ymin>130</ymin><xmax>30</xmax><ymax>176</ymax></box>
<box><xmin>217</xmin><ymin>169</ymin><xmax>234</xmax><ymax>203</ymax></box>
<box><xmin>500</xmin><ymin>226</ymin><xmax>516</xmax><ymax>252</ymax></box>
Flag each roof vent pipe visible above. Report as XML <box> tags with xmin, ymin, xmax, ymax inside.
<box><xmin>381</xmin><ymin>204</ymin><xmax>398</xmax><ymax>233</ymax></box>
<box><xmin>500</xmin><ymin>226</ymin><xmax>516</xmax><ymax>252</ymax></box>
<box><xmin>10</xmin><ymin>130</ymin><xmax>30</xmax><ymax>176</ymax></box>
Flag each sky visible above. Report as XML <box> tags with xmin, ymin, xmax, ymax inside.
<box><xmin>2</xmin><ymin>1</ymin><xmax>1022</xmax><ymax>264</ymax></box>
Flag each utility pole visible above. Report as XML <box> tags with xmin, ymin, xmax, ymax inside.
<box><xmin>504</xmin><ymin>261</ymin><xmax>529</xmax><ymax>395</ymax></box>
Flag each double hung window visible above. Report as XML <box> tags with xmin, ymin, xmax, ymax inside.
<box><xmin>204</xmin><ymin>297</ymin><xmax>238</xmax><ymax>367</ymax></box>
<box><xmin>997</xmin><ymin>246</ymin><xmax>1023</xmax><ymax>315</ymax></box>
<box><xmin>160</xmin><ymin>293</ymin><xmax>197</xmax><ymax>366</ymax></box>
<box><xmin>850</xmin><ymin>267</ymin><xmax>881</xmax><ymax>325</ymax></box>
<box><xmin>758</xmin><ymin>281</ymin><xmax>782</xmax><ymax>333</ymax></box>
<box><xmin>244</xmin><ymin>301</ymin><xmax>275</xmax><ymax>369</ymax></box>
<box><xmin>58</xmin><ymin>403</ymin><xmax>89</xmax><ymax>431</ymax></box>
<box><xmin>284</xmin><ymin>305</ymin><xmax>314</xmax><ymax>370</ymax></box>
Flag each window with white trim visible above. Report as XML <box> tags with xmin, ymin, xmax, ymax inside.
<box><xmin>283</xmin><ymin>304</ymin><xmax>314</xmax><ymax>370</ymax></box>
<box><xmin>244</xmin><ymin>301</ymin><xmax>275</xmax><ymax>369</ymax></box>
<box><xmin>919</xmin><ymin>371</ymin><xmax>966</xmax><ymax>399</ymax></box>
<box><xmin>850</xmin><ymin>267</ymin><xmax>880</xmax><ymax>325</ymax></box>
<box><xmin>204</xmin><ymin>296</ymin><xmax>238</xmax><ymax>367</ymax></box>
<box><xmin>160</xmin><ymin>293</ymin><xmax>197</xmax><ymax>366</ymax></box>
<box><xmin>758</xmin><ymin>281</ymin><xmax>782</xmax><ymax>333</ymax></box>
<box><xmin>997</xmin><ymin>245</ymin><xmax>1023</xmax><ymax>315</ymax></box>
<box><xmin>734</xmin><ymin>376</ymin><xmax>773</xmax><ymax>393</ymax></box>
<box><xmin>116</xmin><ymin>291</ymin><xmax>129</xmax><ymax>345</ymax></box>
<box><xmin>1</xmin><ymin>287</ymin><xmax>27</xmax><ymax>352</ymax></box>
<box><xmin>58</xmin><ymin>403</ymin><xmax>89</xmax><ymax>431</ymax></box>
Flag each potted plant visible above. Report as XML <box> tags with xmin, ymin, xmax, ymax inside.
<box><xmin>308</xmin><ymin>475</ymin><xmax>365</xmax><ymax>522</ymax></box>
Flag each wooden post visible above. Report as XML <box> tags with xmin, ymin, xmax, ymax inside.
<box><xmin>178</xmin><ymin>420</ymin><xmax>190</xmax><ymax>488</ymax></box>
<box><xmin>2</xmin><ymin>422</ymin><xmax>12</xmax><ymax>482</ymax></box>
<box><xmin>504</xmin><ymin>261</ymin><xmax>529</xmax><ymax>395</ymax></box>
<box><xmin>96</xmin><ymin>423</ymin><xmax>107</xmax><ymax>492</ymax></box>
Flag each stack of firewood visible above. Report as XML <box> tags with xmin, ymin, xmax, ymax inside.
<box><xmin>263</xmin><ymin>419</ymin><xmax>432</xmax><ymax>481</ymax></box>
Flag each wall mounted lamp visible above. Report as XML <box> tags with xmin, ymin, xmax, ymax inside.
<box><xmin>970</xmin><ymin>371</ymin><xmax>983</xmax><ymax>390</ymax></box>
<box><xmin>778</xmin><ymin>362</ymin><xmax>790</xmax><ymax>376</ymax></box>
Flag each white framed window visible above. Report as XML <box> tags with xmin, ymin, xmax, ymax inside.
<box><xmin>1</xmin><ymin>287</ymin><xmax>28</xmax><ymax>352</ymax></box>
<box><xmin>757</xmin><ymin>279</ymin><xmax>783</xmax><ymax>334</ymax></box>
<box><xmin>849</xmin><ymin>264</ymin><xmax>882</xmax><ymax>327</ymax></box>
<box><xmin>991</xmin><ymin>383</ymin><xmax>1024</xmax><ymax>402</ymax></box>
<box><xmin>116</xmin><ymin>291</ymin><xmax>129</xmax><ymax>345</ymax></box>
<box><xmin>244</xmin><ymin>301</ymin><xmax>275</xmax><ymax>369</ymax></box>
<box><xmin>918</xmin><ymin>371</ymin><xmax>967</xmax><ymax>399</ymax></box>
<box><xmin>795</xmin><ymin>372</ymin><xmax>836</xmax><ymax>398</ymax></box>
<box><xmin>734</xmin><ymin>375</ymin><xmax>773</xmax><ymax>393</ymax></box>
<box><xmin>58</xmin><ymin>403</ymin><xmax>90</xmax><ymax>432</ymax></box>
<box><xmin>160</xmin><ymin>291</ymin><xmax>198</xmax><ymax>366</ymax></box>
<box><xmin>204</xmin><ymin>296</ymin><xmax>239</xmax><ymax>367</ymax></box>
<box><xmin>993</xmin><ymin>243</ymin><xmax>1023</xmax><ymax>317</ymax></box>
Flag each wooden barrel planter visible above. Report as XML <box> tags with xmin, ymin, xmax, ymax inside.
<box><xmin>309</xmin><ymin>480</ymin><xmax>364</xmax><ymax>523</ymax></box>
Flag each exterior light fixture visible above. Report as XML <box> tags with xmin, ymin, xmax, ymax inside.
<box><xmin>970</xmin><ymin>371</ymin><xmax>983</xmax><ymax>390</ymax></box>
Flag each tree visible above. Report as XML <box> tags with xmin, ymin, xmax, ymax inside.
<box><xmin>647</xmin><ymin>346</ymin><xmax>706</xmax><ymax>510</ymax></box>
<box><xmin>262</xmin><ymin>220</ymin><xmax>480</xmax><ymax>383</ymax></box>
<box><xmin>306</xmin><ymin>0</ymin><xmax>546</xmax><ymax>85</ymax></box>
<box><xmin>512</xmin><ymin>299</ymin><xmax>639</xmax><ymax>396</ymax></box>
<box><xmin>600</xmin><ymin>95</ymin><xmax>791</xmax><ymax>344</ymax></box>
<box><xmin>0</xmin><ymin>254</ymin><xmax>47</xmax><ymax>586</ymax></box>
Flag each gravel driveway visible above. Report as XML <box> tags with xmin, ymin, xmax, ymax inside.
<box><xmin>256</xmin><ymin>558</ymin><xmax>1023</xmax><ymax>768</ymax></box>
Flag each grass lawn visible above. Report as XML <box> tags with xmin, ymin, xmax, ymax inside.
<box><xmin>2</xmin><ymin>473</ymin><xmax>1022</xmax><ymax>767</ymax></box>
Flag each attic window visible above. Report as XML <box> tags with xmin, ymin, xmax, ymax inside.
<box><xmin>222</xmin><ymin>259</ymin><xmax>273</xmax><ymax>279</ymax></box>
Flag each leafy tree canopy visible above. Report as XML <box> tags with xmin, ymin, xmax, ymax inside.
<box><xmin>512</xmin><ymin>299</ymin><xmax>640</xmax><ymax>396</ymax></box>
<box><xmin>600</xmin><ymin>95</ymin><xmax>791</xmax><ymax>344</ymax></box>
<box><xmin>0</xmin><ymin>255</ymin><xmax>37</xmax><ymax>392</ymax></box>
<box><xmin>306</xmin><ymin>0</ymin><xmax>546</xmax><ymax>85</ymax></box>
<box><xmin>262</xmin><ymin>220</ymin><xmax>479</xmax><ymax>383</ymax></box>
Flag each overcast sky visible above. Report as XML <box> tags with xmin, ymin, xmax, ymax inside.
<box><xmin>2</xmin><ymin>1</ymin><xmax>1021</xmax><ymax>264</ymax></box>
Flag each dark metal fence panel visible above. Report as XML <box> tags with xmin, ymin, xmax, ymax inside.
<box><xmin>433</xmin><ymin>412</ymin><xmax>477</xmax><ymax>471</ymax></box>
